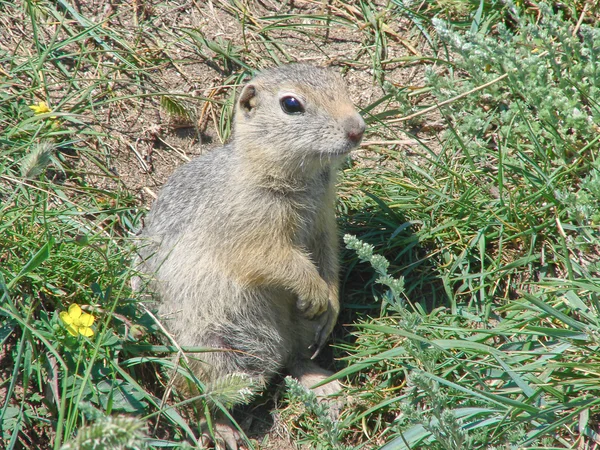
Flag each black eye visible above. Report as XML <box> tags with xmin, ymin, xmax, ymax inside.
<box><xmin>280</xmin><ymin>96</ymin><xmax>304</xmax><ymax>115</ymax></box>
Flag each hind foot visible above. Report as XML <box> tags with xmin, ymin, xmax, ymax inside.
<box><xmin>290</xmin><ymin>360</ymin><xmax>342</xmax><ymax>395</ymax></box>
<box><xmin>289</xmin><ymin>360</ymin><xmax>344</xmax><ymax>418</ymax></box>
<box><xmin>201</xmin><ymin>415</ymin><xmax>241</xmax><ymax>450</ymax></box>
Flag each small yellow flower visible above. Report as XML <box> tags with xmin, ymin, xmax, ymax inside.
<box><xmin>60</xmin><ymin>304</ymin><xmax>95</xmax><ymax>337</ymax></box>
<box><xmin>29</xmin><ymin>101</ymin><xmax>52</xmax><ymax>115</ymax></box>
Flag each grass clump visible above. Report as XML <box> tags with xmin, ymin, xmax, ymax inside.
<box><xmin>60</xmin><ymin>403</ymin><xmax>148</xmax><ymax>450</ymax></box>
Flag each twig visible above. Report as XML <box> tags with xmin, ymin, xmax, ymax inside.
<box><xmin>361</xmin><ymin>139</ymin><xmax>420</xmax><ymax>147</ymax></box>
<box><xmin>155</xmin><ymin>135</ymin><xmax>191</xmax><ymax>162</ymax></box>
<box><xmin>573</xmin><ymin>3</ymin><xmax>588</xmax><ymax>36</ymax></box>
<box><xmin>129</xmin><ymin>141</ymin><xmax>150</xmax><ymax>173</ymax></box>
<box><xmin>143</xmin><ymin>186</ymin><xmax>158</xmax><ymax>200</ymax></box>
<box><xmin>387</xmin><ymin>73</ymin><xmax>509</xmax><ymax>124</ymax></box>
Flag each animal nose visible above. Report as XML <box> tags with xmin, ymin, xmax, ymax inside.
<box><xmin>344</xmin><ymin>114</ymin><xmax>366</xmax><ymax>144</ymax></box>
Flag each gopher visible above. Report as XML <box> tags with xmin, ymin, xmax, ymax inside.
<box><xmin>138</xmin><ymin>63</ymin><xmax>365</xmax><ymax>448</ymax></box>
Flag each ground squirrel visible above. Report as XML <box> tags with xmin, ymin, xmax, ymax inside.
<box><xmin>138</xmin><ymin>63</ymin><xmax>365</xmax><ymax>448</ymax></box>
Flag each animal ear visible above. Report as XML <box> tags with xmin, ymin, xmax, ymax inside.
<box><xmin>238</xmin><ymin>84</ymin><xmax>258</xmax><ymax>115</ymax></box>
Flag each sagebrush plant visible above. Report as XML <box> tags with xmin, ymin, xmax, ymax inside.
<box><xmin>429</xmin><ymin>1</ymin><xmax>600</xmax><ymax>229</ymax></box>
<box><xmin>344</xmin><ymin>234</ymin><xmax>406</xmax><ymax>313</ymax></box>
<box><xmin>430</xmin><ymin>2</ymin><xmax>600</xmax><ymax>154</ymax></box>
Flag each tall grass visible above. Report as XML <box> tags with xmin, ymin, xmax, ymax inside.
<box><xmin>1</xmin><ymin>0</ymin><xmax>599</xmax><ymax>449</ymax></box>
<box><xmin>321</xmin><ymin>2</ymin><xmax>600</xmax><ymax>449</ymax></box>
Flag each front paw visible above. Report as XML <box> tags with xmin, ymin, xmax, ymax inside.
<box><xmin>296</xmin><ymin>279</ymin><xmax>329</xmax><ymax>319</ymax></box>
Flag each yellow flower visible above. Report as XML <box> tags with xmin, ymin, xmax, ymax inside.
<box><xmin>60</xmin><ymin>304</ymin><xmax>95</xmax><ymax>337</ymax></box>
<box><xmin>29</xmin><ymin>101</ymin><xmax>52</xmax><ymax>115</ymax></box>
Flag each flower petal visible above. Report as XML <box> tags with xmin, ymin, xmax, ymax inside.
<box><xmin>78</xmin><ymin>326</ymin><xmax>94</xmax><ymax>337</ymax></box>
<box><xmin>60</xmin><ymin>311</ymin><xmax>73</xmax><ymax>325</ymax></box>
<box><xmin>29</xmin><ymin>101</ymin><xmax>51</xmax><ymax>114</ymax></box>
<box><xmin>65</xmin><ymin>324</ymin><xmax>79</xmax><ymax>336</ymax></box>
<box><xmin>78</xmin><ymin>312</ymin><xmax>94</xmax><ymax>327</ymax></box>
<box><xmin>68</xmin><ymin>304</ymin><xmax>82</xmax><ymax>319</ymax></box>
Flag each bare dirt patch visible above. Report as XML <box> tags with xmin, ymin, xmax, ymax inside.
<box><xmin>1</xmin><ymin>0</ymin><xmax>439</xmax><ymax>203</ymax></box>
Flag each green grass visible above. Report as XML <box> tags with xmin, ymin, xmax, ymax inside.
<box><xmin>1</xmin><ymin>0</ymin><xmax>600</xmax><ymax>449</ymax></box>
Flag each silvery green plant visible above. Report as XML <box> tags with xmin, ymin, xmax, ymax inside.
<box><xmin>397</xmin><ymin>373</ymin><xmax>473</xmax><ymax>450</ymax></box>
<box><xmin>344</xmin><ymin>234</ymin><xmax>405</xmax><ymax>311</ymax></box>
<box><xmin>429</xmin><ymin>2</ymin><xmax>599</xmax><ymax>159</ymax></box>
<box><xmin>427</xmin><ymin>1</ymin><xmax>600</xmax><ymax>236</ymax></box>
<box><xmin>283</xmin><ymin>377</ymin><xmax>350</xmax><ymax>450</ymax></box>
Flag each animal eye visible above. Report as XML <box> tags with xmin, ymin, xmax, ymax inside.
<box><xmin>280</xmin><ymin>96</ymin><xmax>304</xmax><ymax>115</ymax></box>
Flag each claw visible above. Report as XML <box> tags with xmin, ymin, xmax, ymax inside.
<box><xmin>310</xmin><ymin>311</ymin><xmax>332</xmax><ymax>359</ymax></box>
<box><xmin>312</xmin><ymin>324</ymin><xmax>329</xmax><ymax>359</ymax></box>
<box><xmin>311</xmin><ymin>345</ymin><xmax>322</xmax><ymax>360</ymax></box>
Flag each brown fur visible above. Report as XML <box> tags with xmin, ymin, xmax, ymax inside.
<box><xmin>137</xmin><ymin>64</ymin><xmax>365</xmax><ymax>448</ymax></box>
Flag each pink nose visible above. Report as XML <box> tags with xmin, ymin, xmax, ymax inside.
<box><xmin>345</xmin><ymin>115</ymin><xmax>366</xmax><ymax>144</ymax></box>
